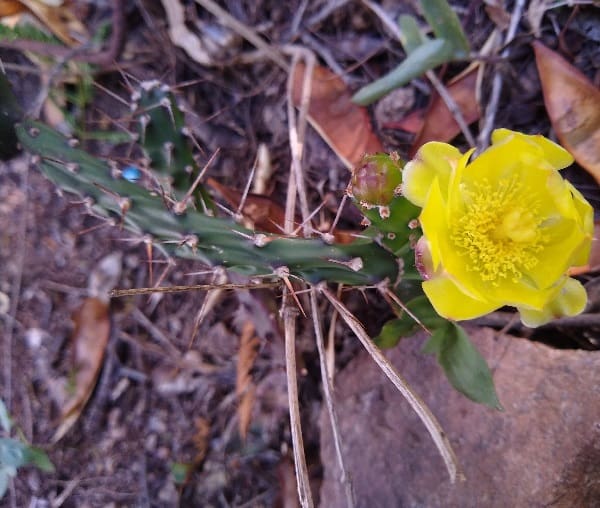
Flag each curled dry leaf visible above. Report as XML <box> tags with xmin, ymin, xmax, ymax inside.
<box><xmin>533</xmin><ymin>41</ymin><xmax>600</xmax><ymax>182</ymax></box>
<box><xmin>208</xmin><ymin>177</ymin><xmax>362</xmax><ymax>243</ymax></box>
<box><xmin>193</xmin><ymin>417</ymin><xmax>211</xmax><ymax>466</ymax></box>
<box><xmin>207</xmin><ymin>177</ymin><xmax>289</xmax><ymax>234</ymax></box>
<box><xmin>291</xmin><ymin>62</ymin><xmax>383</xmax><ymax>169</ymax></box>
<box><xmin>52</xmin><ymin>297</ymin><xmax>110</xmax><ymax>442</ymax></box>
<box><xmin>159</xmin><ymin>0</ymin><xmax>213</xmax><ymax>66</ymax></box>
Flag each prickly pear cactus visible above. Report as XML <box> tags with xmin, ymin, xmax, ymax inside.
<box><xmin>17</xmin><ymin>119</ymin><xmax>400</xmax><ymax>286</ymax></box>
<box><xmin>15</xmin><ymin>80</ymin><xmax>501</xmax><ymax>409</ymax></box>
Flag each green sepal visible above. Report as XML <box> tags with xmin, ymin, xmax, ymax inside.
<box><xmin>360</xmin><ymin>195</ymin><xmax>421</xmax><ymax>256</ymax></box>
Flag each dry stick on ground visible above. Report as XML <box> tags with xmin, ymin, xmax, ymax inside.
<box><xmin>318</xmin><ymin>285</ymin><xmax>462</xmax><ymax>483</ymax></box>
<box><xmin>476</xmin><ymin>0</ymin><xmax>527</xmax><ymax>150</ymax></box>
<box><xmin>309</xmin><ymin>291</ymin><xmax>356</xmax><ymax>507</ymax></box>
<box><xmin>281</xmin><ymin>50</ymin><xmax>315</xmax><ymax>508</ymax></box>
<box><xmin>361</xmin><ymin>0</ymin><xmax>476</xmax><ymax>147</ymax></box>
<box><xmin>285</xmin><ymin>47</ymin><xmax>356</xmax><ymax>507</ymax></box>
<box><xmin>194</xmin><ymin>0</ymin><xmax>289</xmax><ymax>70</ymax></box>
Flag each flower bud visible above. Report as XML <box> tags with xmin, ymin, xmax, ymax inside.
<box><xmin>348</xmin><ymin>153</ymin><xmax>402</xmax><ymax>207</ymax></box>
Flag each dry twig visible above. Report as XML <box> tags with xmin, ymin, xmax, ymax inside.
<box><xmin>319</xmin><ymin>285</ymin><xmax>462</xmax><ymax>484</ymax></box>
<box><xmin>477</xmin><ymin>0</ymin><xmax>527</xmax><ymax>150</ymax></box>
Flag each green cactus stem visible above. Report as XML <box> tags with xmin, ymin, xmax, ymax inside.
<box><xmin>131</xmin><ymin>80</ymin><xmax>213</xmax><ymax>207</ymax></box>
<box><xmin>17</xmin><ymin>119</ymin><xmax>400</xmax><ymax>286</ymax></box>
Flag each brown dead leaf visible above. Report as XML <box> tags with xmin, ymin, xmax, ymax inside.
<box><xmin>408</xmin><ymin>67</ymin><xmax>480</xmax><ymax>156</ymax></box>
<box><xmin>236</xmin><ymin>321</ymin><xmax>259</xmax><ymax>441</ymax></box>
<box><xmin>291</xmin><ymin>62</ymin><xmax>384</xmax><ymax>169</ymax></box>
<box><xmin>533</xmin><ymin>41</ymin><xmax>600</xmax><ymax>182</ymax></box>
<box><xmin>207</xmin><ymin>177</ymin><xmax>290</xmax><ymax>234</ymax></box>
<box><xmin>52</xmin><ymin>296</ymin><xmax>110</xmax><ymax>442</ymax></box>
<box><xmin>383</xmin><ymin>112</ymin><xmax>424</xmax><ymax>134</ymax></box>
<box><xmin>0</xmin><ymin>0</ymin><xmax>25</xmax><ymax>17</ymax></box>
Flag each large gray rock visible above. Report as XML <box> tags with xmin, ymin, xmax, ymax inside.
<box><xmin>320</xmin><ymin>327</ymin><xmax>600</xmax><ymax>507</ymax></box>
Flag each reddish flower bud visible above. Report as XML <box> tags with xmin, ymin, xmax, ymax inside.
<box><xmin>348</xmin><ymin>153</ymin><xmax>403</xmax><ymax>207</ymax></box>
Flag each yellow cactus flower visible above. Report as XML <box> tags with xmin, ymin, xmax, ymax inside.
<box><xmin>403</xmin><ymin>129</ymin><xmax>593</xmax><ymax>327</ymax></box>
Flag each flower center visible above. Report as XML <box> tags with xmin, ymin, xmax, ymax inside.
<box><xmin>451</xmin><ymin>178</ymin><xmax>546</xmax><ymax>284</ymax></box>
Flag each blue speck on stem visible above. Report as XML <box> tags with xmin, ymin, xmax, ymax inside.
<box><xmin>122</xmin><ymin>165</ymin><xmax>142</xmax><ymax>182</ymax></box>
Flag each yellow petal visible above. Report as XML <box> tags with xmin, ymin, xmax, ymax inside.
<box><xmin>402</xmin><ymin>142</ymin><xmax>461</xmax><ymax>207</ymax></box>
<box><xmin>422</xmin><ymin>276</ymin><xmax>499</xmax><ymax>320</ymax></box>
<box><xmin>523</xmin><ymin>220</ymin><xmax>582</xmax><ymax>286</ymax></box>
<box><xmin>491</xmin><ymin>128</ymin><xmax>573</xmax><ymax>170</ymax></box>
<box><xmin>419</xmin><ymin>178</ymin><xmax>448</xmax><ymax>271</ymax></box>
<box><xmin>518</xmin><ymin>277</ymin><xmax>587</xmax><ymax>327</ymax></box>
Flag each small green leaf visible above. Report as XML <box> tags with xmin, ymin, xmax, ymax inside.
<box><xmin>375</xmin><ymin>318</ymin><xmax>416</xmax><ymax>348</ymax></box>
<box><xmin>352</xmin><ymin>39</ymin><xmax>455</xmax><ymax>105</ymax></box>
<box><xmin>419</xmin><ymin>0</ymin><xmax>470</xmax><ymax>58</ymax></box>
<box><xmin>398</xmin><ymin>15</ymin><xmax>427</xmax><ymax>54</ymax></box>
<box><xmin>423</xmin><ymin>322</ymin><xmax>502</xmax><ymax>409</ymax></box>
<box><xmin>374</xmin><ymin>295</ymin><xmax>447</xmax><ymax>348</ymax></box>
<box><xmin>0</xmin><ymin>438</ymin><xmax>27</xmax><ymax>469</ymax></box>
<box><xmin>24</xmin><ymin>447</ymin><xmax>54</xmax><ymax>473</ymax></box>
<box><xmin>0</xmin><ymin>399</ymin><xmax>11</xmax><ymax>433</ymax></box>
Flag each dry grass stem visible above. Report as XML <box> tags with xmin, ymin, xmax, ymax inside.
<box><xmin>283</xmin><ymin>307</ymin><xmax>314</xmax><ymax>508</ymax></box>
<box><xmin>280</xmin><ymin>44</ymin><xmax>316</xmax><ymax>506</ymax></box>
<box><xmin>285</xmin><ymin>48</ymin><xmax>317</xmax><ymax>235</ymax></box>
<box><xmin>309</xmin><ymin>291</ymin><xmax>355</xmax><ymax>507</ymax></box>
<box><xmin>319</xmin><ymin>285</ymin><xmax>462</xmax><ymax>484</ymax></box>
<box><xmin>3</xmin><ymin>158</ymin><xmax>30</xmax><ymax>413</ymax></box>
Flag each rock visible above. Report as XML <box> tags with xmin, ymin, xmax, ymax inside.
<box><xmin>320</xmin><ymin>327</ymin><xmax>600</xmax><ymax>507</ymax></box>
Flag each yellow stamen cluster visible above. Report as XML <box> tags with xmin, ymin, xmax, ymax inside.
<box><xmin>451</xmin><ymin>178</ymin><xmax>546</xmax><ymax>284</ymax></box>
